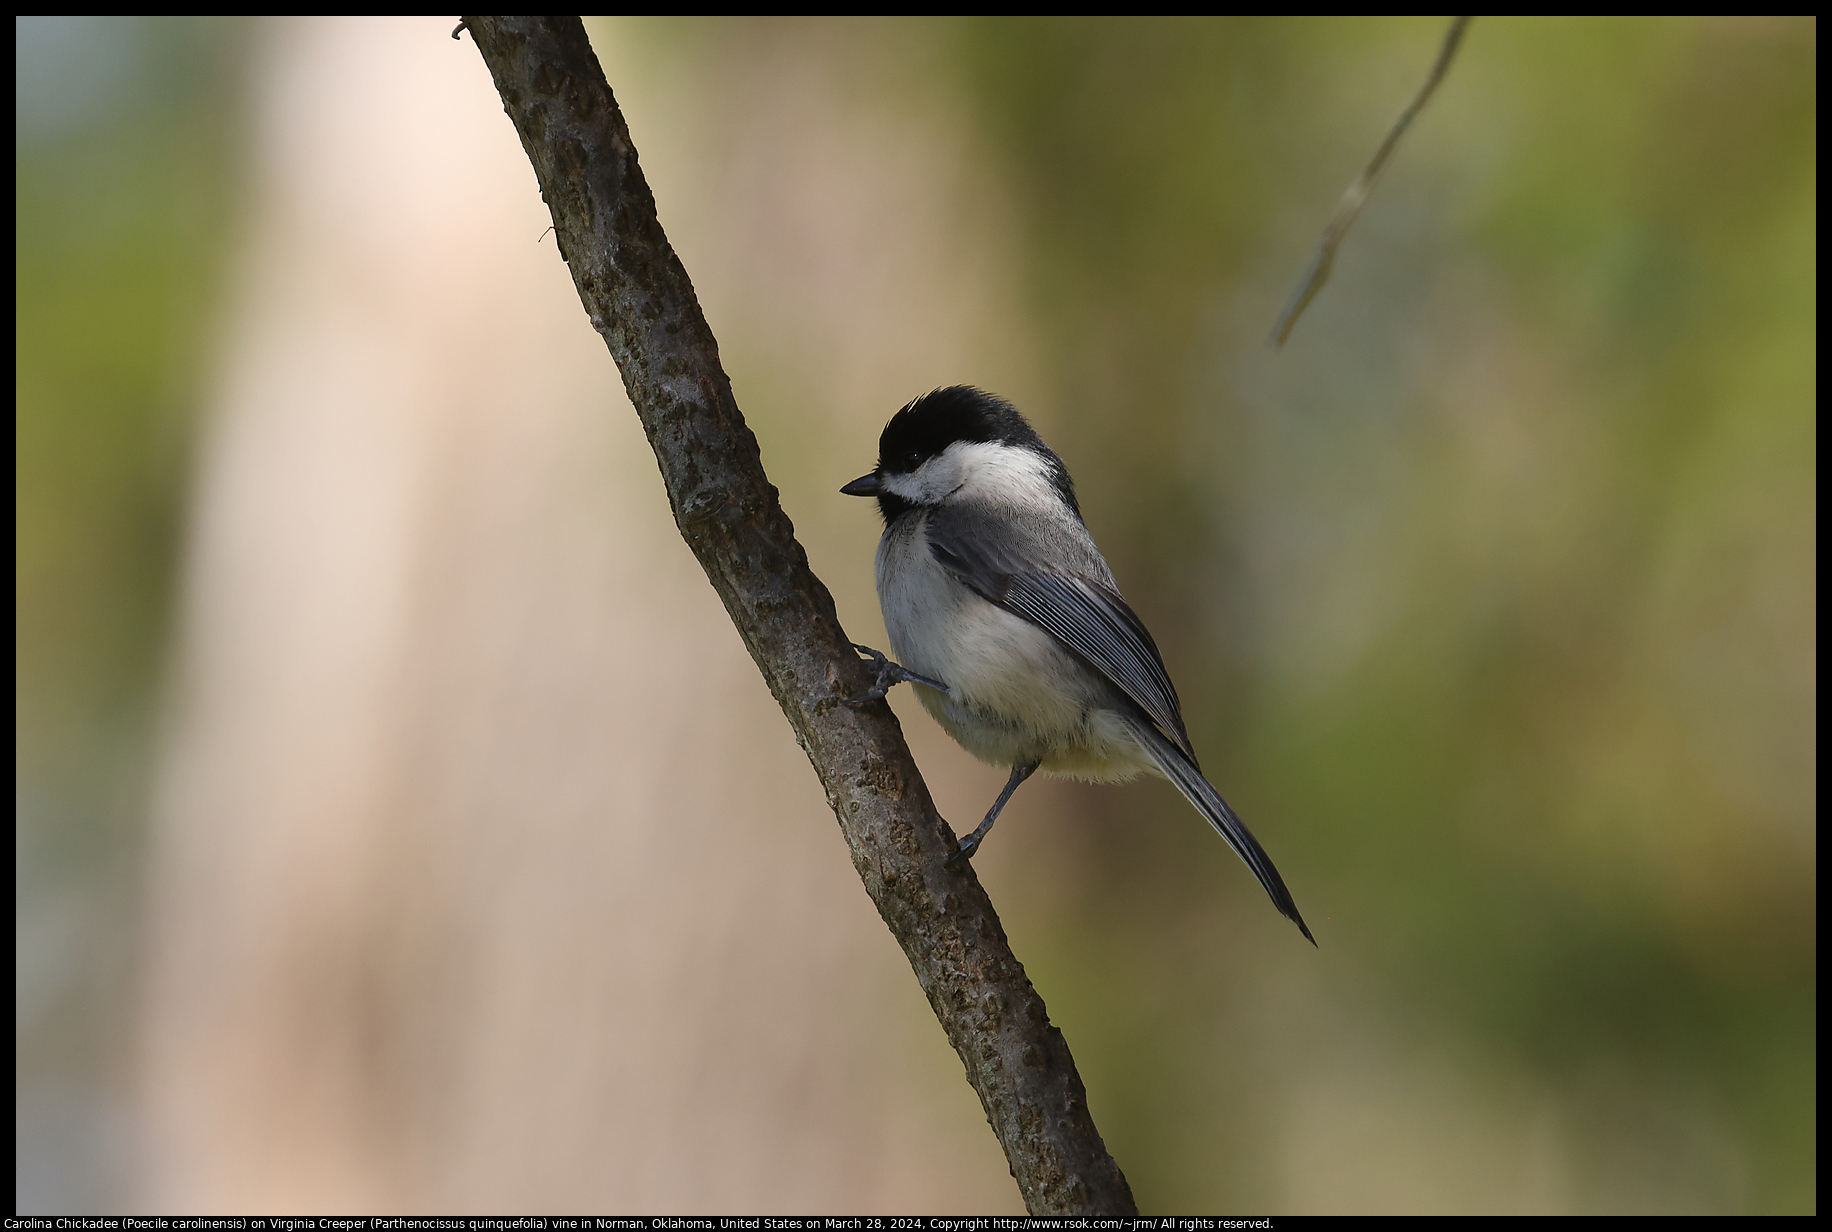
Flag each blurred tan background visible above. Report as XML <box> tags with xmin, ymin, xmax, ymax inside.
<box><xmin>15</xmin><ymin>16</ymin><xmax>1815</xmax><ymax>1215</ymax></box>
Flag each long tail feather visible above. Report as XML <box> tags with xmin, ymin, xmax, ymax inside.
<box><xmin>1122</xmin><ymin>714</ymin><xmax>1316</xmax><ymax>945</ymax></box>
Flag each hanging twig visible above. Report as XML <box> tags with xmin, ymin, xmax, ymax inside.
<box><xmin>460</xmin><ymin>16</ymin><xmax>1135</xmax><ymax>1216</ymax></box>
<box><xmin>1271</xmin><ymin>15</ymin><xmax>1472</xmax><ymax>347</ymax></box>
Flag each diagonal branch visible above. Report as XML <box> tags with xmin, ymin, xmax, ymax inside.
<box><xmin>1271</xmin><ymin>15</ymin><xmax>1472</xmax><ymax>347</ymax></box>
<box><xmin>460</xmin><ymin>16</ymin><xmax>1135</xmax><ymax>1216</ymax></box>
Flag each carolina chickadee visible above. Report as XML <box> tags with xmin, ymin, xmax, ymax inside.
<box><xmin>842</xmin><ymin>386</ymin><xmax>1314</xmax><ymax>944</ymax></box>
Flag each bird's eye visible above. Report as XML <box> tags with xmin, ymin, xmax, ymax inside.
<box><xmin>899</xmin><ymin>449</ymin><xmax>924</xmax><ymax>472</ymax></box>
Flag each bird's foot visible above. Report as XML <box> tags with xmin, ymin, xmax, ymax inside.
<box><xmin>843</xmin><ymin>643</ymin><xmax>948</xmax><ymax>705</ymax></box>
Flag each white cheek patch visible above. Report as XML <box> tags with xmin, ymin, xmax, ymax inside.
<box><xmin>879</xmin><ymin>467</ymin><xmax>949</xmax><ymax>504</ymax></box>
<box><xmin>879</xmin><ymin>439</ymin><xmax>1062</xmax><ymax>508</ymax></box>
<box><xmin>946</xmin><ymin>440</ymin><xmax>1062</xmax><ymax>508</ymax></box>
<box><xmin>880</xmin><ymin>449</ymin><xmax>967</xmax><ymax>505</ymax></box>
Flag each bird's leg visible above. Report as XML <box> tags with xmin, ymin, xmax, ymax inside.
<box><xmin>843</xmin><ymin>642</ymin><xmax>949</xmax><ymax>705</ymax></box>
<box><xmin>947</xmin><ymin>760</ymin><xmax>1041</xmax><ymax>866</ymax></box>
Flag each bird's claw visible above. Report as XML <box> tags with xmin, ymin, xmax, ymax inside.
<box><xmin>843</xmin><ymin>643</ymin><xmax>948</xmax><ymax>705</ymax></box>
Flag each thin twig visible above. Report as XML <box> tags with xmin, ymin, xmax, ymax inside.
<box><xmin>1271</xmin><ymin>15</ymin><xmax>1471</xmax><ymax>347</ymax></box>
<box><xmin>461</xmin><ymin>16</ymin><xmax>1136</xmax><ymax>1216</ymax></box>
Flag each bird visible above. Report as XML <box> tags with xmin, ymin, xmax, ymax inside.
<box><xmin>841</xmin><ymin>385</ymin><xmax>1314</xmax><ymax>944</ymax></box>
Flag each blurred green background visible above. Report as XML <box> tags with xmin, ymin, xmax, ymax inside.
<box><xmin>16</xmin><ymin>15</ymin><xmax>1814</xmax><ymax>1214</ymax></box>
<box><xmin>17</xmin><ymin>14</ymin><xmax>249</xmax><ymax>1210</ymax></box>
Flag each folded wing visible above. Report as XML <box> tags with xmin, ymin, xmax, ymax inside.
<box><xmin>925</xmin><ymin>504</ymin><xmax>1195</xmax><ymax>760</ymax></box>
<box><xmin>925</xmin><ymin>502</ymin><xmax>1314</xmax><ymax>943</ymax></box>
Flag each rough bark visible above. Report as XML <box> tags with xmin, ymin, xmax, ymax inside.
<box><xmin>460</xmin><ymin>16</ymin><xmax>1135</xmax><ymax>1216</ymax></box>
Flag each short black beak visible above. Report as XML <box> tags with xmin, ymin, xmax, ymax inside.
<box><xmin>840</xmin><ymin>473</ymin><xmax>881</xmax><ymax>497</ymax></box>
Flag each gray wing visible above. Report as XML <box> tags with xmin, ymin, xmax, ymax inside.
<box><xmin>925</xmin><ymin>502</ymin><xmax>1197</xmax><ymax>761</ymax></box>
